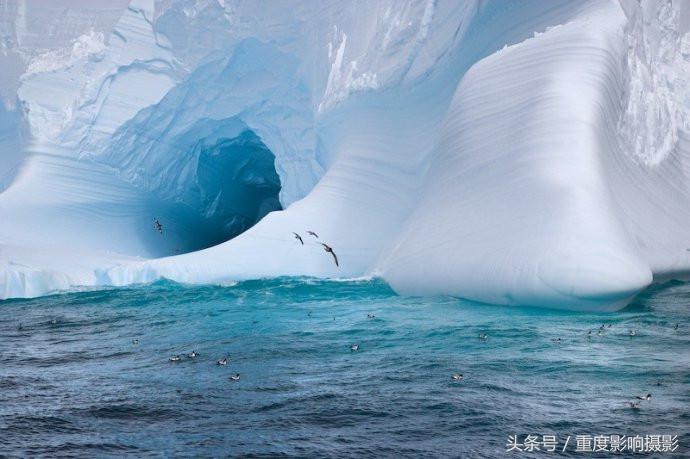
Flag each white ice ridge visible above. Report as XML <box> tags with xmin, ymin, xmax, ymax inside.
<box><xmin>1</xmin><ymin>0</ymin><xmax>689</xmax><ymax>311</ymax></box>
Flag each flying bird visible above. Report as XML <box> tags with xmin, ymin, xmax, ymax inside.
<box><xmin>307</xmin><ymin>231</ymin><xmax>319</xmax><ymax>238</ymax></box>
<box><xmin>293</xmin><ymin>232</ymin><xmax>304</xmax><ymax>245</ymax></box>
<box><xmin>154</xmin><ymin>218</ymin><xmax>163</xmax><ymax>234</ymax></box>
<box><xmin>320</xmin><ymin>243</ymin><xmax>339</xmax><ymax>267</ymax></box>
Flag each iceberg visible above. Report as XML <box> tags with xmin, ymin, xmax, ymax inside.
<box><xmin>1</xmin><ymin>0</ymin><xmax>689</xmax><ymax>311</ymax></box>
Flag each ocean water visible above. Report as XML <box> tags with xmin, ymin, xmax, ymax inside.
<box><xmin>1</xmin><ymin>277</ymin><xmax>688</xmax><ymax>457</ymax></box>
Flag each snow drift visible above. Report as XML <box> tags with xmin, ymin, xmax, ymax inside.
<box><xmin>1</xmin><ymin>0</ymin><xmax>689</xmax><ymax>311</ymax></box>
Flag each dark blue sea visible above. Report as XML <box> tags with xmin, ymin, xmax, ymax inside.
<box><xmin>1</xmin><ymin>278</ymin><xmax>688</xmax><ymax>457</ymax></box>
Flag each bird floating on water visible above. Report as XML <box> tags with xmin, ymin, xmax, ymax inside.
<box><xmin>320</xmin><ymin>243</ymin><xmax>339</xmax><ymax>267</ymax></box>
<box><xmin>551</xmin><ymin>337</ymin><xmax>562</xmax><ymax>343</ymax></box>
<box><xmin>229</xmin><ymin>374</ymin><xmax>240</xmax><ymax>381</ymax></box>
<box><xmin>636</xmin><ymin>393</ymin><xmax>652</xmax><ymax>401</ymax></box>
<box><xmin>293</xmin><ymin>232</ymin><xmax>304</xmax><ymax>245</ymax></box>
<box><xmin>674</xmin><ymin>323</ymin><xmax>679</xmax><ymax>330</ymax></box>
<box><xmin>629</xmin><ymin>330</ymin><xmax>636</xmax><ymax>337</ymax></box>
<box><xmin>217</xmin><ymin>357</ymin><xmax>228</xmax><ymax>366</ymax></box>
<box><xmin>479</xmin><ymin>334</ymin><xmax>487</xmax><ymax>341</ymax></box>
<box><xmin>629</xmin><ymin>401</ymin><xmax>641</xmax><ymax>409</ymax></box>
<box><xmin>367</xmin><ymin>313</ymin><xmax>375</xmax><ymax>319</ymax></box>
<box><xmin>188</xmin><ymin>351</ymin><xmax>198</xmax><ymax>358</ymax></box>
<box><xmin>132</xmin><ymin>339</ymin><xmax>139</xmax><ymax>345</ymax></box>
<box><xmin>170</xmin><ymin>355</ymin><xmax>181</xmax><ymax>362</ymax></box>
<box><xmin>350</xmin><ymin>343</ymin><xmax>359</xmax><ymax>352</ymax></box>
<box><xmin>307</xmin><ymin>231</ymin><xmax>319</xmax><ymax>238</ymax></box>
<box><xmin>451</xmin><ymin>373</ymin><xmax>463</xmax><ymax>381</ymax></box>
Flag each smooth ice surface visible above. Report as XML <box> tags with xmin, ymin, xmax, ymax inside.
<box><xmin>1</xmin><ymin>0</ymin><xmax>690</xmax><ymax>310</ymax></box>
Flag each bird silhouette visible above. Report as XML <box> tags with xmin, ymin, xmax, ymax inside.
<box><xmin>293</xmin><ymin>232</ymin><xmax>304</xmax><ymax>245</ymax></box>
<box><xmin>320</xmin><ymin>243</ymin><xmax>339</xmax><ymax>266</ymax></box>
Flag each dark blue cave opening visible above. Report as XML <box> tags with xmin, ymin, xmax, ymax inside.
<box><xmin>194</xmin><ymin>130</ymin><xmax>282</xmax><ymax>247</ymax></box>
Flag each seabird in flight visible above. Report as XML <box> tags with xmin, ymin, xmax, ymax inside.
<box><xmin>293</xmin><ymin>232</ymin><xmax>304</xmax><ymax>245</ymax></box>
<box><xmin>154</xmin><ymin>218</ymin><xmax>163</xmax><ymax>234</ymax></box>
<box><xmin>307</xmin><ymin>231</ymin><xmax>319</xmax><ymax>238</ymax></box>
<box><xmin>320</xmin><ymin>243</ymin><xmax>339</xmax><ymax>267</ymax></box>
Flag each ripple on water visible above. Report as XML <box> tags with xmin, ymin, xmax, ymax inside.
<box><xmin>0</xmin><ymin>277</ymin><xmax>688</xmax><ymax>456</ymax></box>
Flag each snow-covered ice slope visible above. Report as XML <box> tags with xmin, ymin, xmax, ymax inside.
<box><xmin>1</xmin><ymin>0</ymin><xmax>689</xmax><ymax>311</ymax></box>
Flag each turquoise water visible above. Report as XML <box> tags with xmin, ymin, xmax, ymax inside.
<box><xmin>1</xmin><ymin>278</ymin><xmax>688</xmax><ymax>457</ymax></box>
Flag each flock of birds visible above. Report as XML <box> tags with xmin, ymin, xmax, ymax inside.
<box><xmin>293</xmin><ymin>231</ymin><xmax>339</xmax><ymax>267</ymax></box>
<box><xmin>155</xmin><ymin>317</ymin><xmax>682</xmax><ymax>408</ymax></box>
<box><xmin>163</xmin><ymin>347</ymin><xmax>240</xmax><ymax>382</ymax></box>
<box><xmin>151</xmin><ymin>219</ymin><xmax>339</xmax><ymax>267</ymax></box>
<box><xmin>556</xmin><ymin>321</ymin><xmax>682</xmax><ymax>409</ymax></box>
<box><xmin>16</xmin><ymin>302</ymin><xmax>681</xmax><ymax>411</ymax></box>
<box><xmin>146</xmin><ymin>218</ymin><xmax>676</xmax><ymax>405</ymax></box>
